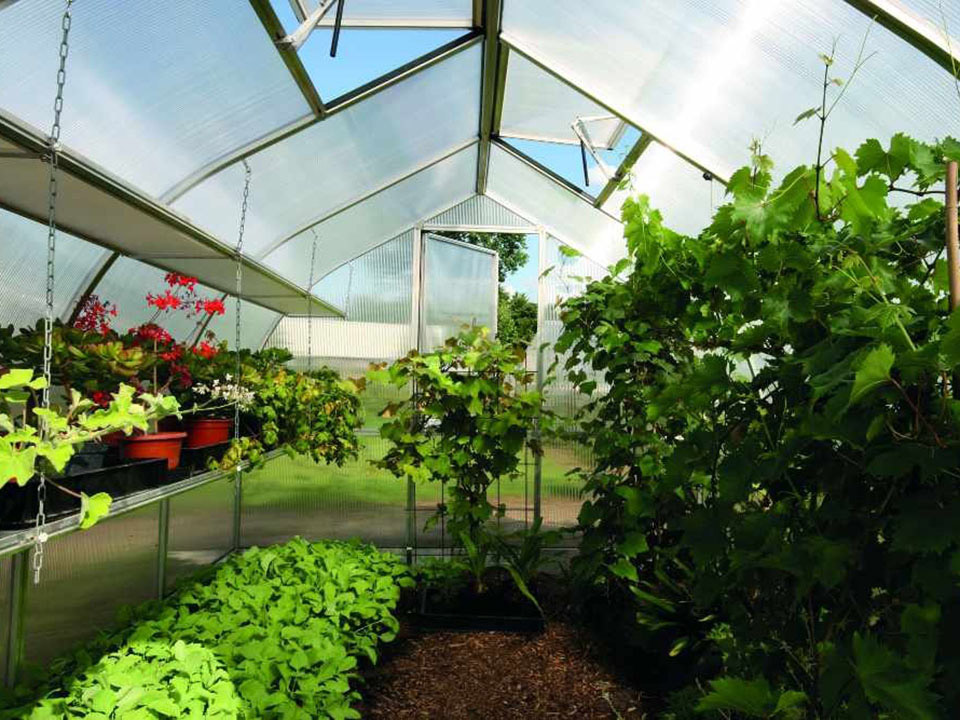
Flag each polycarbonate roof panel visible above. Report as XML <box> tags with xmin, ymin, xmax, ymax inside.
<box><xmin>265</xmin><ymin>144</ymin><xmax>478</xmax><ymax>286</ymax></box>
<box><xmin>203</xmin><ymin>299</ymin><xmax>281</xmax><ymax>350</ymax></box>
<box><xmin>502</xmin><ymin>0</ymin><xmax>960</xmax><ymax>182</ymax></box>
<box><xmin>500</xmin><ymin>53</ymin><xmax>623</xmax><ymax>148</ymax></box>
<box><xmin>0</xmin><ymin>0</ymin><xmax>310</xmax><ymax>197</ymax></box>
<box><xmin>486</xmin><ymin>144</ymin><xmax>624</xmax><ymax>266</ymax></box>
<box><xmin>173</xmin><ymin>43</ymin><xmax>481</xmax><ymax>258</ymax></box>
<box><xmin>304</xmin><ymin>0</ymin><xmax>472</xmax><ymax>26</ymax></box>
<box><xmin>603</xmin><ymin>142</ymin><xmax>717</xmax><ymax>238</ymax></box>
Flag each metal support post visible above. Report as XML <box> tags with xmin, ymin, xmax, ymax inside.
<box><xmin>156</xmin><ymin>499</ymin><xmax>170</xmax><ymax>599</ymax></box>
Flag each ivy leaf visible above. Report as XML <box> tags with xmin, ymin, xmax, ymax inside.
<box><xmin>79</xmin><ymin>492</ymin><xmax>113</xmax><ymax>530</ymax></box>
<box><xmin>849</xmin><ymin>344</ymin><xmax>894</xmax><ymax>405</ymax></box>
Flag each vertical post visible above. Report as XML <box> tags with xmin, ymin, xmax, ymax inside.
<box><xmin>233</xmin><ymin>471</ymin><xmax>242</xmax><ymax>551</ymax></box>
<box><xmin>946</xmin><ymin>161</ymin><xmax>960</xmax><ymax>311</ymax></box>
<box><xmin>490</xmin><ymin>250</ymin><xmax>500</xmax><ymax>337</ymax></box>
<box><xmin>5</xmin><ymin>550</ymin><xmax>30</xmax><ymax>687</ymax></box>
<box><xmin>533</xmin><ymin>227</ymin><xmax>547</xmax><ymax>524</ymax></box>
<box><xmin>156</xmin><ymin>499</ymin><xmax>170</xmax><ymax>599</ymax></box>
<box><xmin>406</xmin><ymin>226</ymin><xmax>424</xmax><ymax>562</ymax></box>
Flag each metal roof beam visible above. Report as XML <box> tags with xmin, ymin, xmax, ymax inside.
<box><xmin>595</xmin><ymin>133</ymin><xmax>653</xmax><ymax>208</ymax></box>
<box><xmin>476</xmin><ymin>0</ymin><xmax>504</xmax><ymax>195</ymax></box>
<box><xmin>842</xmin><ymin>0</ymin><xmax>960</xmax><ymax>74</ymax></box>
<box><xmin>277</xmin><ymin>0</ymin><xmax>338</xmax><ymax>51</ymax></box>
<box><xmin>158</xmin><ymin>31</ymin><xmax>482</xmax><ymax>204</ymax></box>
<box><xmin>249</xmin><ymin>0</ymin><xmax>325</xmax><ymax>117</ymax></box>
<box><xmin>500</xmin><ymin>32</ymin><xmax>728</xmax><ymax>185</ymax></box>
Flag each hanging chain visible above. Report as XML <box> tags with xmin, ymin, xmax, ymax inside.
<box><xmin>34</xmin><ymin>0</ymin><xmax>74</xmax><ymax>585</ymax></box>
<box><xmin>306</xmin><ymin>234</ymin><xmax>318</xmax><ymax>371</ymax></box>
<box><xmin>234</xmin><ymin>161</ymin><xmax>251</xmax><ymax>446</ymax></box>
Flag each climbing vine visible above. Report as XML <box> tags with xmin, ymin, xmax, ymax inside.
<box><xmin>558</xmin><ymin>130</ymin><xmax>960</xmax><ymax>718</ymax></box>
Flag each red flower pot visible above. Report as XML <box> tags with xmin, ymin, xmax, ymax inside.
<box><xmin>101</xmin><ymin>430</ymin><xmax>125</xmax><ymax>447</ymax></box>
<box><xmin>121</xmin><ymin>432</ymin><xmax>187</xmax><ymax>470</ymax></box>
<box><xmin>185</xmin><ymin>418</ymin><xmax>233</xmax><ymax>449</ymax></box>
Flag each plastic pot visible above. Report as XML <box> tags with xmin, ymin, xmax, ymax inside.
<box><xmin>185</xmin><ymin>418</ymin><xmax>233</xmax><ymax>449</ymax></box>
<box><xmin>121</xmin><ymin>432</ymin><xmax>187</xmax><ymax>470</ymax></box>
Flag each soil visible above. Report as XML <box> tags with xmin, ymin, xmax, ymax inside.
<box><xmin>357</xmin><ymin>621</ymin><xmax>648</xmax><ymax>719</ymax></box>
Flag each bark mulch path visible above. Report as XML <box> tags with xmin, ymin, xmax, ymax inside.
<box><xmin>358</xmin><ymin>622</ymin><xmax>647</xmax><ymax>719</ymax></box>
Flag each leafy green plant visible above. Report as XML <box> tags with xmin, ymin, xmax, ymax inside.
<box><xmin>370</xmin><ymin>327</ymin><xmax>549</xmax><ymax>541</ymax></box>
<box><xmin>557</xmin><ymin>124</ymin><xmax>960</xmax><ymax>718</ymax></box>
<box><xmin>0</xmin><ymin>369</ymin><xmax>179</xmax><ymax>528</ymax></box>
<box><xmin>492</xmin><ymin>518</ymin><xmax>560</xmax><ymax>615</ymax></box>
<box><xmin>4</xmin><ymin>538</ymin><xmax>412</xmax><ymax>720</ymax></box>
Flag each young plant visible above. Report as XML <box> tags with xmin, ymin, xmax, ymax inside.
<box><xmin>370</xmin><ymin>327</ymin><xmax>549</xmax><ymax>543</ymax></box>
<box><xmin>0</xmin><ymin>369</ymin><xmax>180</xmax><ymax>527</ymax></box>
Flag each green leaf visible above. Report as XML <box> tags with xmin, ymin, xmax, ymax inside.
<box><xmin>852</xmin><ymin>633</ymin><xmax>938</xmax><ymax>720</ymax></box>
<box><xmin>849</xmin><ymin>344</ymin><xmax>894</xmax><ymax>405</ymax></box>
<box><xmin>696</xmin><ymin>677</ymin><xmax>776</xmax><ymax>717</ymax></box>
<box><xmin>0</xmin><ymin>368</ymin><xmax>34</xmax><ymax>389</ymax></box>
<box><xmin>794</xmin><ymin>107</ymin><xmax>819</xmax><ymax>125</ymax></box>
<box><xmin>79</xmin><ymin>492</ymin><xmax>113</xmax><ymax>530</ymax></box>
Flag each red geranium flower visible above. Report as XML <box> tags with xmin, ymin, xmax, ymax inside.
<box><xmin>91</xmin><ymin>390</ymin><xmax>110</xmax><ymax>408</ymax></box>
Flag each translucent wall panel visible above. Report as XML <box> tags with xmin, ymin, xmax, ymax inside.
<box><xmin>0</xmin><ymin>208</ymin><xmax>103</xmax><ymax>329</ymax></box>
<box><xmin>23</xmin><ymin>505</ymin><xmax>159</xmax><ymax>666</ymax></box>
<box><xmin>502</xmin><ymin>0</ymin><xmax>960</xmax><ymax>183</ymax></box>
<box><xmin>486</xmin><ymin>145</ymin><xmax>624</xmax><ymax>266</ymax></box>
<box><xmin>304</xmin><ymin>0</ymin><xmax>471</xmax><ymax>26</ymax></box>
<box><xmin>426</xmin><ymin>194</ymin><xmax>535</xmax><ymax>229</ymax></box>
<box><xmin>240</xmin><ymin>440</ymin><xmax>407</xmax><ymax>549</ymax></box>
<box><xmin>166</xmin><ymin>477</ymin><xmax>234</xmax><ymax>590</ymax></box>
<box><xmin>0</xmin><ymin>556</ymin><xmax>10</xmax><ymax>683</ymax></box>
<box><xmin>0</xmin><ymin>0</ymin><xmax>309</xmax><ymax>196</ymax></box>
<box><xmin>539</xmin><ymin>235</ymin><xmax>608</xmax><ymax>420</ymax></box>
<box><xmin>314</xmin><ymin>232</ymin><xmax>414</xmax><ymax>323</ymax></box>
<box><xmin>269</xmin><ymin>317</ymin><xmax>413</xmax><ymax>361</ymax></box>
<box><xmin>421</xmin><ymin>235</ymin><xmax>498</xmax><ymax>349</ymax></box>
<box><xmin>603</xmin><ymin>141</ymin><xmax>717</xmax><ymax>237</ymax></box>
<box><xmin>500</xmin><ymin>52</ymin><xmax>623</xmax><ymax>147</ymax></box>
<box><xmin>264</xmin><ymin>145</ymin><xmax>476</xmax><ymax>286</ymax></box>
<box><xmin>202</xmin><ymin>298</ymin><xmax>281</xmax><ymax>350</ymax></box>
<box><xmin>174</xmin><ymin>45</ymin><xmax>481</xmax><ymax>258</ymax></box>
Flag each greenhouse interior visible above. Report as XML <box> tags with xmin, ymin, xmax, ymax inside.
<box><xmin>2</xmin><ymin>0</ymin><xmax>960</xmax><ymax>718</ymax></box>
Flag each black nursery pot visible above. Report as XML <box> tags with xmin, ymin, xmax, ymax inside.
<box><xmin>413</xmin><ymin>567</ymin><xmax>545</xmax><ymax>633</ymax></box>
<box><xmin>170</xmin><ymin>440</ymin><xmax>231</xmax><ymax>481</ymax></box>
<box><xmin>0</xmin><ymin>458</ymin><xmax>167</xmax><ymax>530</ymax></box>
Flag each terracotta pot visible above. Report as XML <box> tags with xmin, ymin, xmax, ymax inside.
<box><xmin>158</xmin><ymin>416</ymin><xmax>184</xmax><ymax>432</ymax></box>
<box><xmin>185</xmin><ymin>418</ymin><xmax>233</xmax><ymax>449</ymax></box>
<box><xmin>121</xmin><ymin>432</ymin><xmax>187</xmax><ymax>470</ymax></box>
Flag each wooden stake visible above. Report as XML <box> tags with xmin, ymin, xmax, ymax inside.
<box><xmin>946</xmin><ymin>161</ymin><xmax>960</xmax><ymax>311</ymax></box>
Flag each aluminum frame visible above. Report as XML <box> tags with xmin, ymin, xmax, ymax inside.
<box><xmin>595</xmin><ymin>133</ymin><xmax>654</xmax><ymax>208</ymax></box>
<box><xmin>842</xmin><ymin>0</ymin><xmax>960</xmax><ymax>74</ymax></box>
<box><xmin>476</xmin><ymin>0</ymin><xmax>505</xmax><ymax>194</ymax></box>
<box><xmin>248</xmin><ymin>0</ymin><xmax>325</xmax><ymax>117</ymax></box>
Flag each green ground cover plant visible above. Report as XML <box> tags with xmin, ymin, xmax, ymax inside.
<box><xmin>558</xmin><ymin>125</ymin><xmax>960</xmax><ymax>717</ymax></box>
<box><xmin>3</xmin><ymin>538</ymin><xmax>411</xmax><ymax>720</ymax></box>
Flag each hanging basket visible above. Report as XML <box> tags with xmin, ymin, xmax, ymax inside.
<box><xmin>120</xmin><ymin>432</ymin><xmax>187</xmax><ymax>470</ymax></box>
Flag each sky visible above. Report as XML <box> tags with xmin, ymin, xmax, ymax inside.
<box><xmin>268</xmin><ymin>2</ymin><xmax>633</xmax><ymax>300</ymax></box>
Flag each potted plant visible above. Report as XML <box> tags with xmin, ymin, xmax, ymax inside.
<box><xmin>111</xmin><ymin>273</ymin><xmax>225</xmax><ymax>470</ymax></box>
<box><xmin>0</xmin><ymin>368</ymin><xmax>180</xmax><ymax>529</ymax></box>
<box><xmin>370</xmin><ymin>327</ymin><xmax>553</xmax><ymax>630</ymax></box>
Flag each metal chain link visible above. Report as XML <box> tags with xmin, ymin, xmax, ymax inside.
<box><xmin>34</xmin><ymin>0</ymin><xmax>75</xmax><ymax>585</ymax></box>
<box><xmin>306</xmin><ymin>234</ymin><xmax>318</xmax><ymax>371</ymax></box>
<box><xmin>234</xmin><ymin>161</ymin><xmax>251</xmax><ymax>444</ymax></box>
